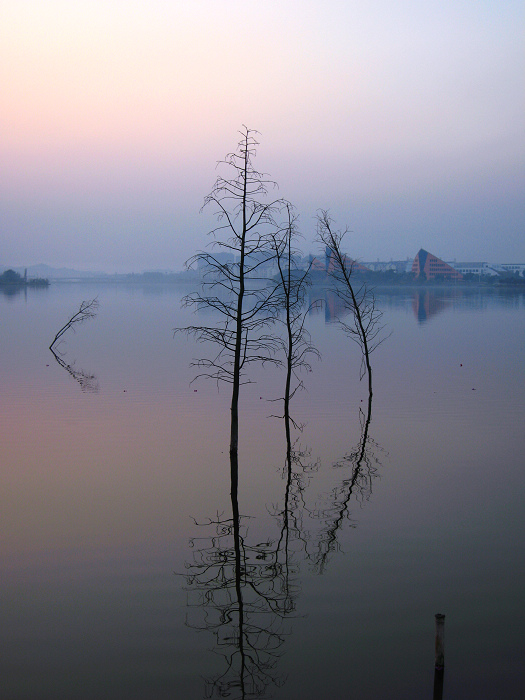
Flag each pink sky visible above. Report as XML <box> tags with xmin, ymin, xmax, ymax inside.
<box><xmin>1</xmin><ymin>1</ymin><xmax>524</xmax><ymax>271</ymax></box>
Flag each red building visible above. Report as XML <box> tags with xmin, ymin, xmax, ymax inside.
<box><xmin>411</xmin><ymin>249</ymin><xmax>463</xmax><ymax>281</ymax></box>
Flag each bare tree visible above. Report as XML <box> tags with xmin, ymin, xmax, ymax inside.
<box><xmin>316</xmin><ymin>210</ymin><xmax>387</xmax><ymax>397</ymax></box>
<box><xmin>270</xmin><ymin>204</ymin><xmax>320</xmax><ymax>437</ymax></box>
<box><xmin>176</xmin><ymin>127</ymin><xmax>287</xmax><ymax>459</ymax></box>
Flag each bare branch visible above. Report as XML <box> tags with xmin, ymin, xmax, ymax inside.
<box><xmin>49</xmin><ymin>298</ymin><xmax>99</xmax><ymax>392</ymax></box>
<box><xmin>316</xmin><ymin>210</ymin><xmax>388</xmax><ymax>394</ymax></box>
<box><xmin>49</xmin><ymin>298</ymin><xmax>99</xmax><ymax>350</ymax></box>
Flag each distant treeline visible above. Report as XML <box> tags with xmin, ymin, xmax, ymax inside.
<box><xmin>2</xmin><ymin>267</ymin><xmax>523</xmax><ymax>287</ymax></box>
<box><xmin>309</xmin><ymin>269</ymin><xmax>525</xmax><ymax>286</ymax></box>
<box><xmin>124</xmin><ymin>268</ymin><xmax>525</xmax><ymax>286</ymax></box>
<box><xmin>0</xmin><ymin>269</ymin><xmax>49</xmax><ymax>287</ymax></box>
<box><xmin>124</xmin><ymin>270</ymin><xmax>200</xmax><ymax>283</ymax></box>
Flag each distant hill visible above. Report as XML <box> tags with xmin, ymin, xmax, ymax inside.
<box><xmin>0</xmin><ymin>264</ymin><xmax>108</xmax><ymax>280</ymax></box>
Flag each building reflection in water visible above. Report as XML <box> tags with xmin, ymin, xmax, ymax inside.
<box><xmin>323</xmin><ymin>287</ymin><xmax>451</xmax><ymax>325</ymax></box>
<box><xmin>412</xmin><ymin>290</ymin><xmax>450</xmax><ymax>324</ymax></box>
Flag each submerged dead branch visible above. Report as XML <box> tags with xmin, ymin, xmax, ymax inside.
<box><xmin>49</xmin><ymin>298</ymin><xmax>99</xmax><ymax>392</ymax></box>
<box><xmin>49</xmin><ymin>298</ymin><xmax>99</xmax><ymax>350</ymax></box>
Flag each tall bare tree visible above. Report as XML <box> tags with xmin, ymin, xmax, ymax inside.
<box><xmin>271</xmin><ymin>204</ymin><xmax>320</xmax><ymax>437</ymax></box>
<box><xmin>316</xmin><ymin>210</ymin><xmax>387</xmax><ymax>398</ymax></box>
<box><xmin>177</xmin><ymin>127</ymin><xmax>287</xmax><ymax>460</ymax></box>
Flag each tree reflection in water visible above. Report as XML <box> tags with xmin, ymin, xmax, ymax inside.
<box><xmin>307</xmin><ymin>391</ymin><xmax>386</xmax><ymax>574</ymax></box>
<box><xmin>181</xmin><ymin>387</ymin><xmax>389</xmax><ymax>696</ymax></box>
<box><xmin>49</xmin><ymin>345</ymin><xmax>99</xmax><ymax>393</ymax></box>
<box><xmin>180</xmin><ymin>393</ymin><xmax>386</xmax><ymax>696</ymax></box>
<box><xmin>181</xmin><ymin>419</ymin><xmax>317</xmax><ymax>698</ymax></box>
<box><xmin>181</xmin><ymin>285</ymin><xmax>386</xmax><ymax>695</ymax></box>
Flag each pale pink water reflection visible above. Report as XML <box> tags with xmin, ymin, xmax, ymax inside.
<box><xmin>1</xmin><ymin>283</ymin><xmax>524</xmax><ymax>699</ymax></box>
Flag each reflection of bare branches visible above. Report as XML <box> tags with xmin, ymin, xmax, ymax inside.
<box><xmin>181</xmin><ymin>451</ymin><xmax>301</xmax><ymax>699</ymax></box>
<box><xmin>268</xmin><ymin>437</ymin><xmax>318</xmax><ymax>568</ymax></box>
<box><xmin>307</xmin><ymin>392</ymin><xmax>386</xmax><ymax>574</ymax></box>
<box><xmin>49</xmin><ymin>299</ymin><xmax>99</xmax><ymax>393</ymax></box>
<box><xmin>49</xmin><ymin>346</ymin><xmax>99</xmax><ymax>393</ymax></box>
<box><xmin>181</xmin><ymin>311</ymin><xmax>319</xmax><ymax>697</ymax></box>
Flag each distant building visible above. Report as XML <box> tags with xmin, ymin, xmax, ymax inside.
<box><xmin>489</xmin><ymin>263</ymin><xmax>525</xmax><ymax>276</ymax></box>
<box><xmin>411</xmin><ymin>249</ymin><xmax>463</xmax><ymax>281</ymax></box>
<box><xmin>449</xmin><ymin>262</ymin><xmax>497</xmax><ymax>277</ymax></box>
<box><xmin>362</xmin><ymin>259</ymin><xmax>413</xmax><ymax>273</ymax></box>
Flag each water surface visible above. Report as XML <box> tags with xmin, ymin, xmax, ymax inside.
<box><xmin>1</xmin><ymin>283</ymin><xmax>524</xmax><ymax>699</ymax></box>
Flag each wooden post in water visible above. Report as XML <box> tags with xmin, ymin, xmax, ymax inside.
<box><xmin>433</xmin><ymin>613</ymin><xmax>445</xmax><ymax>700</ymax></box>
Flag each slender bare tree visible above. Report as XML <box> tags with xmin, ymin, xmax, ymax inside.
<box><xmin>177</xmin><ymin>127</ymin><xmax>287</xmax><ymax>459</ymax></box>
<box><xmin>270</xmin><ymin>204</ymin><xmax>320</xmax><ymax>436</ymax></box>
<box><xmin>316</xmin><ymin>210</ymin><xmax>387</xmax><ymax>398</ymax></box>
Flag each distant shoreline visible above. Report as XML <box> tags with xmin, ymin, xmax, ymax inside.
<box><xmin>13</xmin><ymin>275</ymin><xmax>525</xmax><ymax>289</ymax></box>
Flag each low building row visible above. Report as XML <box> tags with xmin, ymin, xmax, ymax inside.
<box><xmin>194</xmin><ymin>247</ymin><xmax>524</xmax><ymax>281</ymax></box>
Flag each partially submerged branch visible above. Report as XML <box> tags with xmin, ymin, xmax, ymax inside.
<box><xmin>49</xmin><ymin>346</ymin><xmax>99</xmax><ymax>393</ymax></box>
<box><xmin>49</xmin><ymin>298</ymin><xmax>99</xmax><ymax>350</ymax></box>
<box><xmin>49</xmin><ymin>298</ymin><xmax>99</xmax><ymax>392</ymax></box>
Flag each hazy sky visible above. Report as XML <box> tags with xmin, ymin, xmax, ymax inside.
<box><xmin>1</xmin><ymin>0</ymin><xmax>524</xmax><ymax>271</ymax></box>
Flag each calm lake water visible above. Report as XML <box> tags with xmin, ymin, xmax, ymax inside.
<box><xmin>1</xmin><ymin>282</ymin><xmax>524</xmax><ymax>699</ymax></box>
